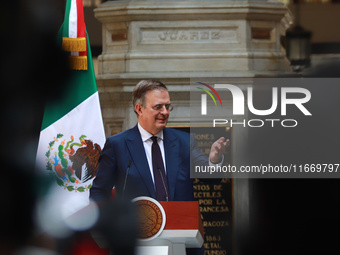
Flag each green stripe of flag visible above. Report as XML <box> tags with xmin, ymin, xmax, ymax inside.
<box><xmin>41</xmin><ymin>29</ymin><xmax>97</xmax><ymax>131</ymax></box>
<box><xmin>62</xmin><ymin>0</ymin><xmax>71</xmax><ymax>37</ymax></box>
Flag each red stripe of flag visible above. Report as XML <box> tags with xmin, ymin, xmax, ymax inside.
<box><xmin>76</xmin><ymin>0</ymin><xmax>87</xmax><ymax>57</ymax></box>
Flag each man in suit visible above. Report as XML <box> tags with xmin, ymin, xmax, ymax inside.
<box><xmin>90</xmin><ymin>80</ymin><xmax>229</xmax><ymax>202</ymax></box>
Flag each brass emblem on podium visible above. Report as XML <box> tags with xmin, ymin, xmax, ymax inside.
<box><xmin>132</xmin><ymin>196</ymin><xmax>166</xmax><ymax>241</ymax></box>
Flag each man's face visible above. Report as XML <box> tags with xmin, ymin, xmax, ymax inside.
<box><xmin>136</xmin><ymin>89</ymin><xmax>171</xmax><ymax>135</ymax></box>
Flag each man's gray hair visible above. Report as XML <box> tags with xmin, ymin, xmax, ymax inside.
<box><xmin>132</xmin><ymin>80</ymin><xmax>168</xmax><ymax>115</ymax></box>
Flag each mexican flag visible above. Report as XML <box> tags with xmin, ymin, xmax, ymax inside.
<box><xmin>36</xmin><ymin>0</ymin><xmax>105</xmax><ymax>219</ymax></box>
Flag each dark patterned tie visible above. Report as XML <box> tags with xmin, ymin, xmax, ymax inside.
<box><xmin>151</xmin><ymin>136</ymin><xmax>169</xmax><ymax>201</ymax></box>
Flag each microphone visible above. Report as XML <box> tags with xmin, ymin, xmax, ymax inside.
<box><xmin>156</xmin><ymin>163</ymin><xmax>169</xmax><ymax>202</ymax></box>
<box><xmin>122</xmin><ymin>159</ymin><xmax>132</xmax><ymax>199</ymax></box>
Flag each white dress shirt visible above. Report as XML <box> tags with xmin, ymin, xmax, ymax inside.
<box><xmin>138</xmin><ymin>123</ymin><xmax>224</xmax><ymax>184</ymax></box>
<box><xmin>138</xmin><ymin>123</ymin><xmax>166</xmax><ymax>184</ymax></box>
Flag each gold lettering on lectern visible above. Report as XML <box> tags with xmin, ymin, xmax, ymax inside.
<box><xmin>203</xmin><ymin>221</ymin><xmax>229</xmax><ymax>227</ymax></box>
<box><xmin>199</xmin><ymin>199</ymin><xmax>213</xmax><ymax>205</ymax></box>
<box><xmin>200</xmin><ymin>206</ymin><xmax>229</xmax><ymax>213</ymax></box>
<box><xmin>194</xmin><ymin>185</ymin><xmax>210</xmax><ymax>191</ymax></box>
<box><xmin>205</xmin><ymin>250</ymin><xmax>227</xmax><ymax>255</ymax></box>
<box><xmin>194</xmin><ymin>192</ymin><xmax>222</xmax><ymax>198</ymax></box>
<box><xmin>204</xmin><ymin>242</ymin><xmax>222</xmax><ymax>249</ymax></box>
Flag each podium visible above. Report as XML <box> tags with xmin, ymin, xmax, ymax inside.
<box><xmin>93</xmin><ymin>197</ymin><xmax>204</xmax><ymax>255</ymax></box>
<box><xmin>136</xmin><ymin>198</ymin><xmax>204</xmax><ymax>255</ymax></box>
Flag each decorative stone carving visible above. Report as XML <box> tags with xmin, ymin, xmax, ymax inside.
<box><xmin>95</xmin><ymin>0</ymin><xmax>292</xmax><ymax>81</ymax></box>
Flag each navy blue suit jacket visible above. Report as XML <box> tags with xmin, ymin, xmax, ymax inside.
<box><xmin>90</xmin><ymin>125</ymin><xmax>208</xmax><ymax>202</ymax></box>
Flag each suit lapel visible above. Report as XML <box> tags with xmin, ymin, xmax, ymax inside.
<box><xmin>163</xmin><ymin>128</ymin><xmax>180</xmax><ymax>201</ymax></box>
<box><xmin>126</xmin><ymin>126</ymin><xmax>156</xmax><ymax>199</ymax></box>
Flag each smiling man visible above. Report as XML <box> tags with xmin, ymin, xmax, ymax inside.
<box><xmin>90</xmin><ymin>80</ymin><xmax>229</xmax><ymax>202</ymax></box>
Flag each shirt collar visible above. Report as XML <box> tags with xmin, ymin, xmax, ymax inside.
<box><xmin>138</xmin><ymin>122</ymin><xmax>164</xmax><ymax>142</ymax></box>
